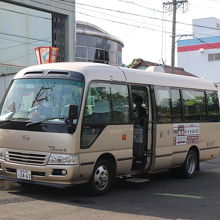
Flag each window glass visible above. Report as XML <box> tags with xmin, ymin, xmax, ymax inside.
<box><xmin>208</xmin><ymin>54</ymin><xmax>215</xmax><ymax>61</ymax></box>
<box><xmin>155</xmin><ymin>87</ymin><xmax>171</xmax><ymax>122</ymax></box>
<box><xmin>111</xmin><ymin>84</ymin><xmax>130</xmax><ymax>123</ymax></box>
<box><xmin>76</xmin><ymin>46</ymin><xmax>87</xmax><ymax>58</ymax></box>
<box><xmin>171</xmin><ymin>89</ymin><xmax>182</xmax><ymax>122</ymax></box>
<box><xmin>84</xmin><ymin>82</ymin><xmax>111</xmax><ymax>124</ymax></box>
<box><xmin>0</xmin><ymin>78</ymin><xmax>83</xmax><ymax>123</ymax></box>
<box><xmin>208</xmin><ymin>53</ymin><xmax>220</xmax><ymax>62</ymax></box>
<box><xmin>131</xmin><ymin>86</ymin><xmax>148</xmax><ymax>125</ymax></box>
<box><xmin>81</xmin><ymin>127</ymin><xmax>101</xmax><ymax>148</ymax></box>
<box><xmin>94</xmin><ymin>49</ymin><xmax>105</xmax><ymax>63</ymax></box>
<box><xmin>81</xmin><ymin>82</ymin><xmax>130</xmax><ymax>148</ymax></box>
<box><xmin>76</xmin><ymin>34</ymin><xmax>122</xmax><ymax>66</ymax></box>
<box><xmin>215</xmin><ymin>53</ymin><xmax>220</xmax><ymax>60</ymax></box>
<box><xmin>88</xmin><ymin>48</ymin><xmax>96</xmax><ymax>60</ymax></box>
<box><xmin>182</xmin><ymin>90</ymin><xmax>206</xmax><ymax>121</ymax></box>
<box><xmin>76</xmin><ymin>34</ymin><xmax>88</xmax><ymax>47</ymax></box>
<box><xmin>207</xmin><ymin>91</ymin><xmax>220</xmax><ymax>122</ymax></box>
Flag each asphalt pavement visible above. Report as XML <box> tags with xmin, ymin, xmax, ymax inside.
<box><xmin>0</xmin><ymin>156</ymin><xmax>220</xmax><ymax>220</ymax></box>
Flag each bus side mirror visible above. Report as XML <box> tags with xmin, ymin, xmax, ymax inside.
<box><xmin>68</xmin><ymin>104</ymin><xmax>78</xmax><ymax>120</ymax></box>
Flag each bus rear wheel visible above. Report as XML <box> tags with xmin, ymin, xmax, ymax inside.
<box><xmin>88</xmin><ymin>159</ymin><xmax>114</xmax><ymax>195</ymax></box>
<box><xmin>180</xmin><ymin>149</ymin><xmax>198</xmax><ymax>178</ymax></box>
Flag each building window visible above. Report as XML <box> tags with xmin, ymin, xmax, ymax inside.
<box><xmin>208</xmin><ymin>53</ymin><xmax>220</xmax><ymax>62</ymax></box>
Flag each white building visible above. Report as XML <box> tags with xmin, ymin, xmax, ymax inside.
<box><xmin>0</xmin><ymin>0</ymin><xmax>75</xmax><ymax>101</ymax></box>
<box><xmin>0</xmin><ymin>2</ymin><xmax>52</xmax><ymax>68</ymax></box>
<box><xmin>177</xmin><ymin>17</ymin><xmax>220</xmax><ymax>90</ymax></box>
<box><xmin>0</xmin><ymin>1</ymin><xmax>124</xmax><ymax>101</ymax></box>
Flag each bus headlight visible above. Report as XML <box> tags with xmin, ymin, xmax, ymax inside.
<box><xmin>48</xmin><ymin>153</ymin><xmax>79</xmax><ymax>165</ymax></box>
<box><xmin>0</xmin><ymin>149</ymin><xmax>6</xmax><ymax>160</ymax></box>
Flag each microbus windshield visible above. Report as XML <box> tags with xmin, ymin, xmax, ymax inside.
<box><xmin>0</xmin><ymin>78</ymin><xmax>84</xmax><ymax>124</ymax></box>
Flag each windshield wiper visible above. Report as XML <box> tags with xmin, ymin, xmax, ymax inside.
<box><xmin>31</xmin><ymin>86</ymin><xmax>51</xmax><ymax>108</ymax></box>
<box><xmin>26</xmin><ymin>117</ymin><xmax>66</xmax><ymax>127</ymax></box>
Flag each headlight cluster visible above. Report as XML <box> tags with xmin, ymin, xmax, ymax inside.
<box><xmin>0</xmin><ymin>149</ymin><xmax>6</xmax><ymax>160</ymax></box>
<box><xmin>48</xmin><ymin>153</ymin><xmax>79</xmax><ymax>165</ymax></box>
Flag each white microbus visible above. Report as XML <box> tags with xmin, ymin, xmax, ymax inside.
<box><xmin>0</xmin><ymin>62</ymin><xmax>219</xmax><ymax>195</ymax></box>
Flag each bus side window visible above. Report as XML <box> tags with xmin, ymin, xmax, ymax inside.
<box><xmin>81</xmin><ymin>82</ymin><xmax>130</xmax><ymax>148</ymax></box>
<box><xmin>182</xmin><ymin>90</ymin><xmax>206</xmax><ymax>121</ymax></box>
<box><xmin>111</xmin><ymin>84</ymin><xmax>130</xmax><ymax>123</ymax></box>
<box><xmin>155</xmin><ymin>87</ymin><xmax>172</xmax><ymax>123</ymax></box>
<box><xmin>83</xmin><ymin>83</ymin><xmax>111</xmax><ymax>124</ymax></box>
<box><xmin>207</xmin><ymin>91</ymin><xmax>220</xmax><ymax>122</ymax></box>
<box><xmin>171</xmin><ymin>89</ymin><xmax>182</xmax><ymax>122</ymax></box>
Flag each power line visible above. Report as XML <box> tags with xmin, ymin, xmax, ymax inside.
<box><xmin>77</xmin><ymin>4</ymin><xmax>220</xmax><ymax>39</ymax></box>
<box><xmin>190</xmin><ymin>3</ymin><xmax>220</xmax><ymax>10</ymax></box>
<box><xmin>77</xmin><ymin>6</ymin><xmax>220</xmax><ymax>39</ymax></box>
<box><xmin>0</xmin><ymin>32</ymin><xmax>51</xmax><ymax>43</ymax></box>
<box><xmin>29</xmin><ymin>0</ymin><xmax>74</xmax><ymax>13</ymax></box>
<box><xmin>52</xmin><ymin>0</ymin><xmax>74</xmax><ymax>7</ymax></box>
<box><xmin>0</xmin><ymin>37</ymin><xmax>51</xmax><ymax>51</ymax></box>
<box><xmin>76</xmin><ymin>2</ymin><xmax>220</xmax><ymax>32</ymax></box>
<box><xmin>193</xmin><ymin>36</ymin><xmax>220</xmax><ymax>50</ymax></box>
<box><xmin>77</xmin><ymin>11</ymin><xmax>172</xmax><ymax>34</ymax></box>
<box><xmin>161</xmin><ymin>6</ymin><xmax>167</xmax><ymax>64</ymax></box>
<box><xmin>0</xmin><ymin>7</ymin><xmax>51</xmax><ymax>20</ymax></box>
<box><xmin>6</xmin><ymin>0</ymin><xmax>219</xmax><ymax>33</ymax></box>
<box><xmin>1</xmin><ymin>50</ymin><xmax>35</xmax><ymax>64</ymax></box>
<box><xmin>76</xmin><ymin>6</ymin><xmax>169</xmax><ymax>32</ymax></box>
<box><xmin>206</xmin><ymin>0</ymin><xmax>220</xmax><ymax>3</ymax></box>
<box><xmin>117</xmin><ymin>0</ymin><xmax>163</xmax><ymax>13</ymax></box>
<box><xmin>2</xmin><ymin>0</ymin><xmax>220</xmax><ymax>34</ymax></box>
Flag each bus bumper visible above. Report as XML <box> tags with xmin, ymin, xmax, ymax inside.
<box><xmin>0</xmin><ymin>160</ymin><xmax>85</xmax><ymax>187</ymax></box>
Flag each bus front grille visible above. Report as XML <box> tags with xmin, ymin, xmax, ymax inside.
<box><xmin>7</xmin><ymin>151</ymin><xmax>48</xmax><ymax>165</ymax></box>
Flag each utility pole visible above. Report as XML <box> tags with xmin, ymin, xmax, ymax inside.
<box><xmin>163</xmin><ymin>0</ymin><xmax>188</xmax><ymax>73</ymax></box>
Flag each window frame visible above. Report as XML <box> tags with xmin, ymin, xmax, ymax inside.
<box><xmin>154</xmin><ymin>86</ymin><xmax>172</xmax><ymax>123</ymax></box>
<box><xmin>153</xmin><ymin>86</ymin><xmax>219</xmax><ymax>124</ymax></box>
<box><xmin>130</xmin><ymin>84</ymin><xmax>150</xmax><ymax>124</ymax></box>
<box><xmin>206</xmin><ymin>90</ymin><xmax>220</xmax><ymax>122</ymax></box>
<box><xmin>82</xmin><ymin>80</ymin><xmax>132</xmax><ymax>126</ymax></box>
<box><xmin>182</xmin><ymin>89</ymin><xmax>207</xmax><ymax>122</ymax></box>
<box><xmin>170</xmin><ymin>88</ymin><xmax>183</xmax><ymax>123</ymax></box>
<box><xmin>80</xmin><ymin>80</ymin><xmax>132</xmax><ymax>149</ymax></box>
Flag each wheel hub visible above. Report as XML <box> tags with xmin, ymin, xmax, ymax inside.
<box><xmin>94</xmin><ymin>165</ymin><xmax>109</xmax><ymax>190</ymax></box>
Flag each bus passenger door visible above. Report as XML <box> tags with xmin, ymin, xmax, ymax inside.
<box><xmin>131</xmin><ymin>85</ymin><xmax>152</xmax><ymax>171</ymax></box>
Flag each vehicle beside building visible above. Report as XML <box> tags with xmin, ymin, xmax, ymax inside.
<box><xmin>0</xmin><ymin>62</ymin><xmax>219</xmax><ymax>195</ymax></box>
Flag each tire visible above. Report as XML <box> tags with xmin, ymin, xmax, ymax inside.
<box><xmin>88</xmin><ymin>159</ymin><xmax>114</xmax><ymax>195</ymax></box>
<box><xmin>180</xmin><ymin>149</ymin><xmax>198</xmax><ymax>178</ymax></box>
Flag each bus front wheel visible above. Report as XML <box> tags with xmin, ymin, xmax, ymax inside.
<box><xmin>180</xmin><ymin>149</ymin><xmax>198</xmax><ymax>178</ymax></box>
<box><xmin>88</xmin><ymin>159</ymin><xmax>114</xmax><ymax>195</ymax></box>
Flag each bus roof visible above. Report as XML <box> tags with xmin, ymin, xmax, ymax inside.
<box><xmin>15</xmin><ymin>62</ymin><xmax>217</xmax><ymax>91</ymax></box>
<box><xmin>120</xmin><ymin>67</ymin><xmax>217</xmax><ymax>91</ymax></box>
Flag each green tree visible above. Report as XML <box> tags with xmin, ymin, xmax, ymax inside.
<box><xmin>127</xmin><ymin>58</ymin><xmax>142</xmax><ymax>68</ymax></box>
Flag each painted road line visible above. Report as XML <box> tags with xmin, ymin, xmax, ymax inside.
<box><xmin>156</xmin><ymin>193</ymin><xmax>203</xmax><ymax>199</ymax></box>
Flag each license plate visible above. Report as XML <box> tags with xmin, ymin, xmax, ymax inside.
<box><xmin>17</xmin><ymin>169</ymin><xmax>32</xmax><ymax>180</ymax></box>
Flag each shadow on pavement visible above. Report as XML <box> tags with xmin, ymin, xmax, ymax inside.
<box><xmin>0</xmin><ymin>156</ymin><xmax>220</xmax><ymax>219</ymax></box>
<box><xmin>1</xmin><ymin>163</ymin><xmax>220</xmax><ymax>220</ymax></box>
